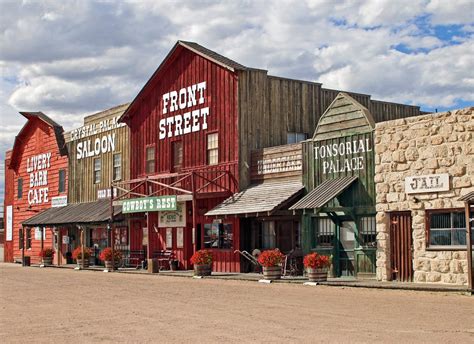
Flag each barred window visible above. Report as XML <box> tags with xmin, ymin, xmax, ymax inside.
<box><xmin>315</xmin><ymin>218</ymin><xmax>335</xmax><ymax>247</ymax></box>
<box><xmin>428</xmin><ymin>210</ymin><xmax>469</xmax><ymax>248</ymax></box>
<box><xmin>360</xmin><ymin>216</ymin><xmax>377</xmax><ymax>247</ymax></box>
<box><xmin>113</xmin><ymin>153</ymin><xmax>122</xmax><ymax>180</ymax></box>
<box><xmin>145</xmin><ymin>147</ymin><xmax>155</xmax><ymax>174</ymax></box>
<box><xmin>93</xmin><ymin>158</ymin><xmax>101</xmax><ymax>184</ymax></box>
<box><xmin>207</xmin><ymin>133</ymin><xmax>218</xmax><ymax>165</ymax></box>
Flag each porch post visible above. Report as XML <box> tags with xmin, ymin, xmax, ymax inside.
<box><xmin>466</xmin><ymin>202</ymin><xmax>473</xmax><ymax>290</ymax></box>
<box><xmin>146</xmin><ymin>212</ymin><xmax>151</xmax><ymax>259</ymax></box>
<box><xmin>40</xmin><ymin>227</ymin><xmax>44</xmax><ymax>265</ymax></box>
<box><xmin>110</xmin><ymin>185</ymin><xmax>115</xmax><ymax>271</ymax></box>
<box><xmin>191</xmin><ymin>172</ymin><xmax>197</xmax><ymax>253</ymax></box>
<box><xmin>80</xmin><ymin>226</ymin><xmax>85</xmax><ymax>269</ymax></box>
<box><xmin>21</xmin><ymin>226</ymin><xmax>25</xmax><ymax>266</ymax></box>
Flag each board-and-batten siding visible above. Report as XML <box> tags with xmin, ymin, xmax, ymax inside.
<box><xmin>66</xmin><ymin>124</ymin><xmax>130</xmax><ymax>203</ymax></box>
<box><xmin>237</xmin><ymin>71</ymin><xmax>321</xmax><ymax>189</ymax></box>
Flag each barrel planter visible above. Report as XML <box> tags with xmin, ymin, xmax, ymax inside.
<box><xmin>42</xmin><ymin>257</ymin><xmax>53</xmax><ymax>266</ymax></box>
<box><xmin>76</xmin><ymin>259</ymin><xmax>90</xmax><ymax>268</ymax></box>
<box><xmin>262</xmin><ymin>266</ymin><xmax>282</xmax><ymax>280</ymax></box>
<box><xmin>194</xmin><ymin>264</ymin><xmax>212</xmax><ymax>276</ymax></box>
<box><xmin>104</xmin><ymin>260</ymin><xmax>120</xmax><ymax>270</ymax></box>
<box><xmin>307</xmin><ymin>268</ymin><xmax>328</xmax><ymax>282</ymax></box>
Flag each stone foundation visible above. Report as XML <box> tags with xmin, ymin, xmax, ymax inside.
<box><xmin>375</xmin><ymin>107</ymin><xmax>474</xmax><ymax>285</ymax></box>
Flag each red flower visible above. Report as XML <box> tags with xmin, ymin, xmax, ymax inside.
<box><xmin>190</xmin><ymin>250</ymin><xmax>213</xmax><ymax>265</ymax></box>
<box><xmin>72</xmin><ymin>247</ymin><xmax>92</xmax><ymax>260</ymax></box>
<box><xmin>39</xmin><ymin>248</ymin><xmax>55</xmax><ymax>258</ymax></box>
<box><xmin>303</xmin><ymin>253</ymin><xmax>331</xmax><ymax>269</ymax></box>
<box><xmin>99</xmin><ymin>247</ymin><xmax>123</xmax><ymax>261</ymax></box>
<box><xmin>257</xmin><ymin>249</ymin><xmax>285</xmax><ymax>267</ymax></box>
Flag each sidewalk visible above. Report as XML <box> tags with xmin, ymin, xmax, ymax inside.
<box><xmin>27</xmin><ymin>262</ymin><xmax>472</xmax><ymax>294</ymax></box>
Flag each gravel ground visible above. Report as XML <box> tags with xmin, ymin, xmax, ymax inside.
<box><xmin>0</xmin><ymin>263</ymin><xmax>472</xmax><ymax>343</ymax></box>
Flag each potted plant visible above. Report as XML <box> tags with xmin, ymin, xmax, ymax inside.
<box><xmin>39</xmin><ymin>248</ymin><xmax>55</xmax><ymax>265</ymax></box>
<box><xmin>258</xmin><ymin>249</ymin><xmax>285</xmax><ymax>280</ymax></box>
<box><xmin>190</xmin><ymin>249</ymin><xmax>213</xmax><ymax>276</ymax></box>
<box><xmin>100</xmin><ymin>247</ymin><xmax>123</xmax><ymax>269</ymax></box>
<box><xmin>304</xmin><ymin>252</ymin><xmax>331</xmax><ymax>282</ymax></box>
<box><xmin>72</xmin><ymin>247</ymin><xmax>91</xmax><ymax>268</ymax></box>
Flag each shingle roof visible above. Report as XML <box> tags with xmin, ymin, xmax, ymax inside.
<box><xmin>459</xmin><ymin>191</ymin><xmax>474</xmax><ymax>203</ymax></box>
<box><xmin>290</xmin><ymin>176</ymin><xmax>358</xmax><ymax>210</ymax></box>
<box><xmin>205</xmin><ymin>178</ymin><xmax>303</xmax><ymax>217</ymax></box>
<box><xmin>22</xmin><ymin>200</ymin><xmax>122</xmax><ymax>226</ymax></box>
<box><xmin>178</xmin><ymin>41</ymin><xmax>247</xmax><ymax>71</ymax></box>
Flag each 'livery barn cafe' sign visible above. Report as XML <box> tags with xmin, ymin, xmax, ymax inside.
<box><xmin>26</xmin><ymin>152</ymin><xmax>52</xmax><ymax>205</ymax></box>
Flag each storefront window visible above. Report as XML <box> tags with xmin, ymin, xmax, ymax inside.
<box><xmin>315</xmin><ymin>218</ymin><xmax>335</xmax><ymax>247</ymax></box>
<box><xmin>427</xmin><ymin>210</ymin><xmax>468</xmax><ymax>248</ymax></box>
<box><xmin>360</xmin><ymin>216</ymin><xmax>377</xmax><ymax>247</ymax></box>
<box><xmin>204</xmin><ymin>222</ymin><xmax>233</xmax><ymax>249</ymax></box>
<box><xmin>262</xmin><ymin>221</ymin><xmax>276</xmax><ymax>249</ymax></box>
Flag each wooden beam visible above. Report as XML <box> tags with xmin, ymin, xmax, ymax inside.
<box><xmin>466</xmin><ymin>202</ymin><xmax>473</xmax><ymax>290</ymax></box>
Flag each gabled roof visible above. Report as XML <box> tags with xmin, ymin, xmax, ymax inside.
<box><xmin>119</xmin><ymin>40</ymin><xmax>247</xmax><ymax>123</ymax></box>
<box><xmin>313</xmin><ymin>92</ymin><xmax>376</xmax><ymax>141</ymax></box>
<box><xmin>9</xmin><ymin>112</ymin><xmax>67</xmax><ymax>170</ymax></box>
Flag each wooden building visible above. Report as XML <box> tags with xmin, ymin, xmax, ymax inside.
<box><xmin>291</xmin><ymin>93</ymin><xmax>380</xmax><ymax>278</ymax></box>
<box><xmin>22</xmin><ymin>104</ymin><xmax>130</xmax><ymax>265</ymax></box>
<box><xmin>3</xmin><ymin>112</ymin><xmax>68</xmax><ymax>264</ymax></box>
<box><xmin>115</xmin><ymin>40</ymin><xmax>424</xmax><ymax>272</ymax></box>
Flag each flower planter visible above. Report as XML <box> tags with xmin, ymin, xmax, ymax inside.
<box><xmin>307</xmin><ymin>268</ymin><xmax>328</xmax><ymax>282</ymax></box>
<box><xmin>194</xmin><ymin>264</ymin><xmax>212</xmax><ymax>276</ymax></box>
<box><xmin>262</xmin><ymin>266</ymin><xmax>282</xmax><ymax>280</ymax></box>
<box><xmin>104</xmin><ymin>260</ymin><xmax>120</xmax><ymax>270</ymax></box>
<box><xmin>76</xmin><ymin>259</ymin><xmax>90</xmax><ymax>268</ymax></box>
<box><xmin>42</xmin><ymin>257</ymin><xmax>53</xmax><ymax>266</ymax></box>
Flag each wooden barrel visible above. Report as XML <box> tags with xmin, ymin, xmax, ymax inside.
<box><xmin>262</xmin><ymin>266</ymin><xmax>282</xmax><ymax>280</ymax></box>
<box><xmin>76</xmin><ymin>259</ymin><xmax>90</xmax><ymax>268</ymax></box>
<box><xmin>105</xmin><ymin>260</ymin><xmax>121</xmax><ymax>270</ymax></box>
<box><xmin>307</xmin><ymin>268</ymin><xmax>328</xmax><ymax>282</ymax></box>
<box><xmin>194</xmin><ymin>264</ymin><xmax>212</xmax><ymax>276</ymax></box>
<box><xmin>42</xmin><ymin>257</ymin><xmax>53</xmax><ymax>265</ymax></box>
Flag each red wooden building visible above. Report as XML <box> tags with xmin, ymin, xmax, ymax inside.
<box><xmin>116</xmin><ymin>41</ymin><xmax>423</xmax><ymax>272</ymax></box>
<box><xmin>3</xmin><ymin>113</ymin><xmax>68</xmax><ymax>264</ymax></box>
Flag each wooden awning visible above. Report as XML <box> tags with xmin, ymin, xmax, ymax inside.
<box><xmin>459</xmin><ymin>191</ymin><xmax>474</xmax><ymax>203</ymax></box>
<box><xmin>205</xmin><ymin>178</ymin><xmax>303</xmax><ymax>217</ymax></box>
<box><xmin>289</xmin><ymin>176</ymin><xmax>358</xmax><ymax>210</ymax></box>
<box><xmin>22</xmin><ymin>200</ymin><xmax>121</xmax><ymax>227</ymax></box>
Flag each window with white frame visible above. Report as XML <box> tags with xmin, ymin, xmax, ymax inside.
<box><xmin>207</xmin><ymin>133</ymin><xmax>218</xmax><ymax>165</ymax></box>
<box><xmin>145</xmin><ymin>147</ymin><xmax>155</xmax><ymax>174</ymax></box>
<box><xmin>93</xmin><ymin>158</ymin><xmax>101</xmax><ymax>184</ymax></box>
<box><xmin>113</xmin><ymin>153</ymin><xmax>122</xmax><ymax>180</ymax></box>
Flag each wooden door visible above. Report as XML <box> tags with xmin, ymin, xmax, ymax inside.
<box><xmin>390</xmin><ymin>212</ymin><xmax>413</xmax><ymax>282</ymax></box>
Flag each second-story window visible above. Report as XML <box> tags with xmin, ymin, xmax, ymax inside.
<box><xmin>93</xmin><ymin>158</ymin><xmax>101</xmax><ymax>184</ymax></box>
<box><xmin>207</xmin><ymin>133</ymin><xmax>218</xmax><ymax>165</ymax></box>
<box><xmin>172</xmin><ymin>141</ymin><xmax>183</xmax><ymax>172</ymax></box>
<box><xmin>287</xmin><ymin>132</ymin><xmax>307</xmax><ymax>144</ymax></box>
<box><xmin>58</xmin><ymin>169</ymin><xmax>66</xmax><ymax>193</ymax></box>
<box><xmin>113</xmin><ymin>153</ymin><xmax>122</xmax><ymax>180</ymax></box>
<box><xmin>18</xmin><ymin>178</ymin><xmax>23</xmax><ymax>199</ymax></box>
<box><xmin>145</xmin><ymin>147</ymin><xmax>155</xmax><ymax>174</ymax></box>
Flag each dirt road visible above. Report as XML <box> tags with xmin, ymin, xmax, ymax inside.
<box><xmin>0</xmin><ymin>264</ymin><xmax>472</xmax><ymax>343</ymax></box>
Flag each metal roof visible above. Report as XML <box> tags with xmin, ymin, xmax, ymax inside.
<box><xmin>178</xmin><ymin>41</ymin><xmax>247</xmax><ymax>71</ymax></box>
<box><xmin>459</xmin><ymin>191</ymin><xmax>474</xmax><ymax>203</ymax></box>
<box><xmin>22</xmin><ymin>200</ymin><xmax>121</xmax><ymax>226</ymax></box>
<box><xmin>205</xmin><ymin>179</ymin><xmax>304</xmax><ymax>217</ymax></box>
<box><xmin>289</xmin><ymin>176</ymin><xmax>358</xmax><ymax>210</ymax></box>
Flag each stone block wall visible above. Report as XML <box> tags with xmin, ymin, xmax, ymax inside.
<box><xmin>374</xmin><ymin>107</ymin><xmax>474</xmax><ymax>285</ymax></box>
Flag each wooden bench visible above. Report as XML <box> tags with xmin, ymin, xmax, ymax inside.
<box><xmin>153</xmin><ymin>250</ymin><xmax>174</xmax><ymax>270</ymax></box>
<box><xmin>123</xmin><ymin>250</ymin><xmax>145</xmax><ymax>269</ymax></box>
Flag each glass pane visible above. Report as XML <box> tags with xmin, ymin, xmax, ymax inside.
<box><xmin>316</xmin><ymin>218</ymin><xmax>335</xmax><ymax>246</ymax></box>
<box><xmin>113</xmin><ymin>153</ymin><xmax>121</xmax><ymax>167</ymax></box>
<box><xmin>431</xmin><ymin>213</ymin><xmax>450</xmax><ymax>229</ymax></box>
<box><xmin>207</xmin><ymin>133</ymin><xmax>218</xmax><ymax>149</ymax></box>
<box><xmin>146</xmin><ymin>147</ymin><xmax>155</xmax><ymax>161</ymax></box>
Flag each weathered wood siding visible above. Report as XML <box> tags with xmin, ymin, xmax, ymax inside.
<box><xmin>65</xmin><ymin>105</ymin><xmax>130</xmax><ymax>203</ymax></box>
<box><xmin>250</xmin><ymin>143</ymin><xmax>302</xmax><ymax>182</ymax></box>
<box><xmin>238</xmin><ymin>72</ymin><xmax>321</xmax><ymax>189</ymax></box>
<box><xmin>9</xmin><ymin>118</ymin><xmax>68</xmax><ymax>264</ymax></box>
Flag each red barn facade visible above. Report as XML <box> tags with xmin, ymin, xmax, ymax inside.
<box><xmin>3</xmin><ymin>113</ymin><xmax>68</xmax><ymax>264</ymax></box>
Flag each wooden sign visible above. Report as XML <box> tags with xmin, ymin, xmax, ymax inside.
<box><xmin>51</xmin><ymin>195</ymin><xmax>67</xmax><ymax>208</ymax></box>
<box><xmin>122</xmin><ymin>196</ymin><xmax>177</xmax><ymax>213</ymax></box>
<box><xmin>405</xmin><ymin>174</ymin><xmax>450</xmax><ymax>194</ymax></box>
<box><xmin>251</xmin><ymin>143</ymin><xmax>302</xmax><ymax>181</ymax></box>
<box><xmin>6</xmin><ymin>205</ymin><xmax>12</xmax><ymax>241</ymax></box>
<box><xmin>158</xmin><ymin>202</ymin><xmax>186</xmax><ymax>227</ymax></box>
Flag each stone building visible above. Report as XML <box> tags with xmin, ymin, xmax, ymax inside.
<box><xmin>375</xmin><ymin>107</ymin><xmax>474</xmax><ymax>285</ymax></box>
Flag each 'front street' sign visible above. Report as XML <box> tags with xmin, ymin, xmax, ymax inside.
<box><xmin>122</xmin><ymin>196</ymin><xmax>177</xmax><ymax>213</ymax></box>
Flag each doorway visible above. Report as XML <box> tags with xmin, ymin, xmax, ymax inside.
<box><xmin>389</xmin><ymin>211</ymin><xmax>413</xmax><ymax>282</ymax></box>
<box><xmin>338</xmin><ymin>221</ymin><xmax>356</xmax><ymax>277</ymax></box>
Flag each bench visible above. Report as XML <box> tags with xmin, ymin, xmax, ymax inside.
<box><xmin>122</xmin><ymin>250</ymin><xmax>146</xmax><ymax>269</ymax></box>
<box><xmin>152</xmin><ymin>250</ymin><xmax>174</xmax><ymax>270</ymax></box>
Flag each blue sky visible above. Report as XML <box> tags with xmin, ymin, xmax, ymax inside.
<box><xmin>1</xmin><ymin>0</ymin><xmax>473</xmax><ymax>203</ymax></box>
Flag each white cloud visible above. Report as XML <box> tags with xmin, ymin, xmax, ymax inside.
<box><xmin>0</xmin><ymin>0</ymin><xmax>473</xmax><ymax>202</ymax></box>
